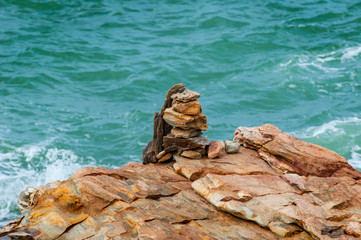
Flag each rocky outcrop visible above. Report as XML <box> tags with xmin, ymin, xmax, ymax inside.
<box><xmin>2</xmin><ymin>79</ymin><xmax>361</xmax><ymax>240</ymax></box>
<box><xmin>2</xmin><ymin>124</ymin><xmax>361</xmax><ymax>239</ymax></box>
<box><xmin>233</xmin><ymin>124</ymin><xmax>361</xmax><ymax>178</ymax></box>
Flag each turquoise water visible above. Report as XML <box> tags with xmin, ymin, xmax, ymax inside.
<box><xmin>1</xmin><ymin>0</ymin><xmax>361</xmax><ymax>226</ymax></box>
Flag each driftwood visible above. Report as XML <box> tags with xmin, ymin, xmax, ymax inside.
<box><xmin>142</xmin><ymin>83</ymin><xmax>185</xmax><ymax>164</ymax></box>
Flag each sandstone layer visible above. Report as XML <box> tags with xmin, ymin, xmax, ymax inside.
<box><xmin>2</xmin><ymin>124</ymin><xmax>361</xmax><ymax>239</ymax></box>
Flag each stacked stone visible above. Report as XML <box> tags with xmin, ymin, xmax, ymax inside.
<box><xmin>161</xmin><ymin>89</ymin><xmax>211</xmax><ymax>160</ymax></box>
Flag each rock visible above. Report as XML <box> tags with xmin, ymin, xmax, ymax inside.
<box><xmin>193</xmin><ymin>147</ymin><xmax>207</xmax><ymax>155</ymax></box>
<box><xmin>171</xmin><ymin>89</ymin><xmax>201</xmax><ymax>102</ymax></box>
<box><xmin>181</xmin><ymin>150</ymin><xmax>202</xmax><ymax>159</ymax></box>
<box><xmin>143</xmin><ymin>83</ymin><xmax>186</xmax><ymax>164</ymax></box>
<box><xmin>0</xmin><ymin>162</ymin><xmax>280</xmax><ymax>240</ymax></box>
<box><xmin>3</xmin><ymin>124</ymin><xmax>361</xmax><ymax>240</ymax></box>
<box><xmin>268</xmin><ymin>221</ymin><xmax>303</xmax><ymax>237</ymax></box>
<box><xmin>207</xmin><ymin>141</ymin><xmax>223</xmax><ymax>159</ymax></box>
<box><xmin>171</xmin><ymin>127</ymin><xmax>202</xmax><ymax>138</ymax></box>
<box><xmin>17</xmin><ymin>186</ymin><xmax>36</xmax><ymax>212</ymax></box>
<box><xmin>163</xmin><ymin>135</ymin><xmax>211</xmax><ymax>151</ymax></box>
<box><xmin>225</xmin><ymin>140</ymin><xmax>241</xmax><ymax>153</ymax></box>
<box><xmin>191</xmin><ymin>173</ymin><xmax>329</xmax><ymax>238</ymax></box>
<box><xmin>158</xmin><ymin>153</ymin><xmax>173</xmax><ymax>163</ymax></box>
<box><xmin>163</xmin><ymin>108</ymin><xmax>208</xmax><ymax>131</ymax></box>
<box><xmin>172</xmin><ymin>100</ymin><xmax>202</xmax><ymax>116</ymax></box>
<box><xmin>345</xmin><ymin>222</ymin><xmax>361</xmax><ymax>237</ymax></box>
<box><xmin>233</xmin><ymin>124</ymin><xmax>361</xmax><ymax>178</ymax></box>
<box><xmin>173</xmin><ymin>147</ymin><xmax>276</xmax><ymax>181</ymax></box>
<box><xmin>156</xmin><ymin>149</ymin><xmax>168</xmax><ymax>159</ymax></box>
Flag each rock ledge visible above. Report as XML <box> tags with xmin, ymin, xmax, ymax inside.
<box><xmin>1</xmin><ymin>124</ymin><xmax>361</xmax><ymax>239</ymax></box>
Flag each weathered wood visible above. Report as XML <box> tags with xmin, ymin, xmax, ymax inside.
<box><xmin>142</xmin><ymin>83</ymin><xmax>185</xmax><ymax>164</ymax></box>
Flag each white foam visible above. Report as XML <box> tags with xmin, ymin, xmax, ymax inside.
<box><xmin>349</xmin><ymin>145</ymin><xmax>361</xmax><ymax>169</ymax></box>
<box><xmin>0</xmin><ymin>140</ymin><xmax>96</xmax><ymax>226</ymax></box>
<box><xmin>280</xmin><ymin>44</ymin><xmax>361</xmax><ymax>76</ymax></box>
<box><xmin>292</xmin><ymin>117</ymin><xmax>361</xmax><ymax>169</ymax></box>
<box><xmin>295</xmin><ymin>117</ymin><xmax>361</xmax><ymax>138</ymax></box>
<box><xmin>341</xmin><ymin>46</ymin><xmax>361</xmax><ymax>61</ymax></box>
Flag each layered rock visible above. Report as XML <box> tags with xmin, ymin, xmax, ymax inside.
<box><xmin>233</xmin><ymin>124</ymin><xmax>361</xmax><ymax>178</ymax></box>
<box><xmin>2</xmin><ymin>125</ymin><xmax>361</xmax><ymax>239</ymax></box>
<box><xmin>142</xmin><ymin>83</ymin><xmax>186</xmax><ymax>164</ymax></box>
<box><xmin>142</xmin><ymin>84</ymin><xmax>211</xmax><ymax>163</ymax></box>
<box><xmin>1</xmin><ymin>163</ymin><xmax>281</xmax><ymax>240</ymax></box>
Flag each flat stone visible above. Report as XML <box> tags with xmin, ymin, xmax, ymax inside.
<box><xmin>207</xmin><ymin>141</ymin><xmax>223</xmax><ymax>159</ymax></box>
<box><xmin>163</xmin><ymin>108</ymin><xmax>208</xmax><ymax>131</ymax></box>
<box><xmin>171</xmin><ymin>89</ymin><xmax>201</xmax><ymax>102</ymax></box>
<box><xmin>181</xmin><ymin>150</ymin><xmax>202</xmax><ymax>159</ymax></box>
<box><xmin>173</xmin><ymin>147</ymin><xmax>276</xmax><ymax>181</ymax></box>
<box><xmin>193</xmin><ymin>147</ymin><xmax>206</xmax><ymax>155</ymax></box>
<box><xmin>163</xmin><ymin>135</ymin><xmax>211</xmax><ymax>151</ymax></box>
<box><xmin>171</xmin><ymin>128</ymin><xmax>202</xmax><ymax>138</ymax></box>
<box><xmin>225</xmin><ymin>140</ymin><xmax>241</xmax><ymax>153</ymax></box>
<box><xmin>172</xmin><ymin>100</ymin><xmax>202</xmax><ymax>116</ymax></box>
<box><xmin>158</xmin><ymin>153</ymin><xmax>173</xmax><ymax>163</ymax></box>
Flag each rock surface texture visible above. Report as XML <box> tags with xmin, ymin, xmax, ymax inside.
<box><xmin>2</xmin><ymin>124</ymin><xmax>361</xmax><ymax>239</ymax></box>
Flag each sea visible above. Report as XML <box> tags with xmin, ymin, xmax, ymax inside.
<box><xmin>1</xmin><ymin>0</ymin><xmax>360</xmax><ymax>226</ymax></box>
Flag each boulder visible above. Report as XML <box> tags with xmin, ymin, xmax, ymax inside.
<box><xmin>234</xmin><ymin>124</ymin><xmax>361</xmax><ymax>178</ymax></box>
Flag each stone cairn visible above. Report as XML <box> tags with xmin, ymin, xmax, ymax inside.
<box><xmin>142</xmin><ymin>83</ymin><xmax>241</xmax><ymax>164</ymax></box>
<box><xmin>143</xmin><ymin>83</ymin><xmax>211</xmax><ymax>163</ymax></box>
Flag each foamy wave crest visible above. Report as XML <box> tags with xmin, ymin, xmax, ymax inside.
<box><xmin>0</xmin><ymin>140</ymin><xmax>95</xmax><ymax>226</ymax></box>
<box><xmin>292</xmin><ymin>117</ymin><xmax>361</xmax><ymax>169</ymax></box>
<box><xmin>349</xmin><ymin>145</ymin><xmax>361</xmax><ymax>169</ymax></box>
<box><xmin>341</xmin><ymin>46</ymin><xmax>361</xmax><ymax>61</ymax></box>
<box><xmin>280</xmin><ymin>44</ymin><xmax>361</xmax><ymax>75</ymax></box>
<box><xmin>280</xmin><ymin>54</ymin><xmax>341</xmax><ymax>74</ymax></box>
<box><xmin>296</xmin><ymin>117</ymin><xmax>361</xmax><ymax>138</ymax></box>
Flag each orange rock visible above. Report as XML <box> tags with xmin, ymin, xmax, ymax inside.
<box><xmin>158</xmin><ymin>153</ymin><xmax>173</xmax><ymax>162</ymax></box>
<box><xmin>172</xmin><ymin>100</ymin><xmax>202</xmax><ymax>116</ymax></box>
<box><xmin>345</xmin><ymin>222</ymin><xmax>361</xmax><ymax>237</ymax></box>
<box><xmin>3</xmin><ymin>124</ymin><xmax>361</xmax><ymax>240</ymax></box>
<box><xmin>171</xmin><ymin>127</ymin><xmax>202</xmax><ymax>138</ymax></box>
<box><xmin>163</xmin><ymin>108</ymin><xmax>208</xmax><ymax>131</ymax></box>
<box><xmin>234</xmin><ymin>124</ymin><xmax>361</xmax><ymax>178</ymax></box>
<box><xmin>181</xmin><ymin>150</ymin><xmax>202</xmax><ymax>159</ymax></box>
<box><xmin>0</xmin><ymin>162</ymin><xmax>280</xmax><ymax>240</ymax></box>
<box><xmin>163</xmin><ymin>135</ymin><xmax>211</xmax><ymax>151</ymax></box>
<box><xmin>207</xmin><ymin>141</ymin><xmax>223</xmax><ymax>159</ymax></box>
<box><xmin>171</xmin><ymin>89</ymin><xmax>200</xmax><ymax>102</ymax></box>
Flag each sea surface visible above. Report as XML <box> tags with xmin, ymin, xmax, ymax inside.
<box><xmin>1</xmin><ymin>0</ymin><xmax>361</xmax><ymax>226</ymax></box>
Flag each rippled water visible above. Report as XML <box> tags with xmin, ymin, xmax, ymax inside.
<box><xmin>1</xmin><ymin>0</ymin><xmax>361</xmax><ymax>226</ymax></box>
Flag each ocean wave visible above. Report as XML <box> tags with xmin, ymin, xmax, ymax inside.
<box><xmin>280</xmin><ymin>44</ymin><xmax>361</xmax><ymax>74</ymax></box>
<box><xmin>349</xmin><ymin>145</ymin><xmax>361</xmax><ymax>169</ymax></box>
<box><xmin>295</xmin><ymin>117</ymin><xmax>361</xmax><ymax>138</ymax></box>
<box><xmin>291</xmin><ymin>117</ymin><xmax>361</xmax><ymax>169</ymax></box>
<box><xmin>0</xmin><ymin>139</ymin><xmax>95</xmax><ymax>226</ymax></box>
<box><xmin>341</xmin><ymin>45</ymin><xmax>361</xmax><ymax>61</ymax></box>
